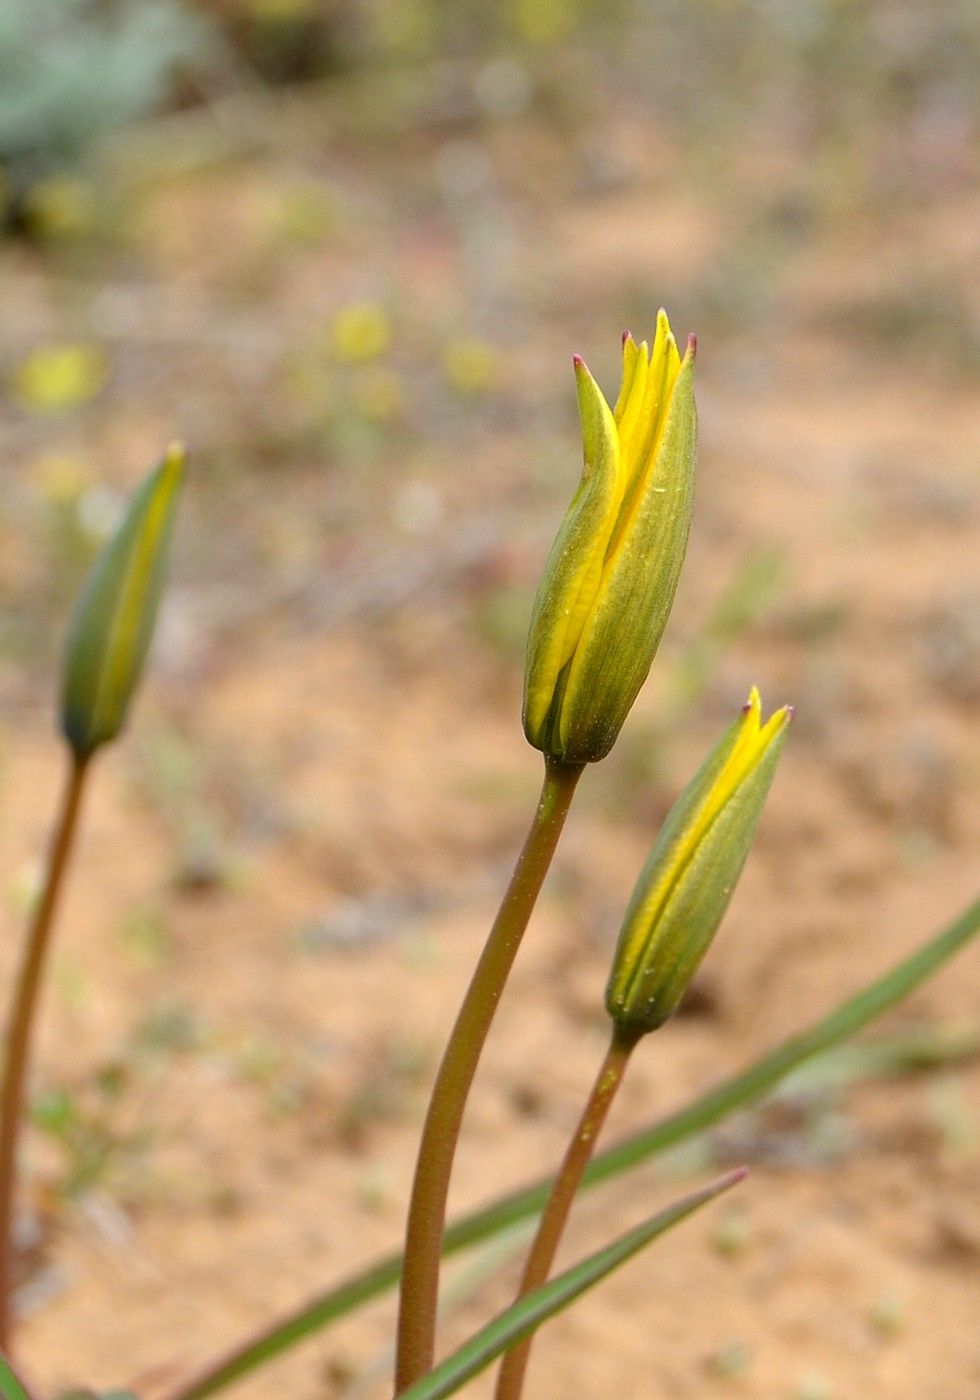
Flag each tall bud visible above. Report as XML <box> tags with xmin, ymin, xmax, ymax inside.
<box><xmin>524</xmin><ymin>313</ymin><xmax>696</xmax><ymax>765</ymax></box>
<box><xmin>61</xmin><ymin>445</ymin><xmax>185</xmax><ymax>759</ymax></box>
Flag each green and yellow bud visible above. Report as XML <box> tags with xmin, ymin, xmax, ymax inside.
<box><xmin>523</xmin><ymin>313</ymin><xmax>697</xmax><ymax>764</ymax></box>
<box><xmin>606</xmin><ymin>688</ymin><xmax>792</xmax><ymax>1035</ymax></box>
<box><xmin>60</xmin><ymin>445</ymin><xmax>185</xmax><ymax>760</ymax></box>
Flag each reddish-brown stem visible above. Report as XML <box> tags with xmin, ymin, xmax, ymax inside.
<box><xmin>493</xmin><ymin>1025</ymin><xmax>639</xmax><ymax>1400</ymax></box>
<box><xmin>393</xmin><ymin>757</ymin><xmax>584</xmax><ymax>1393</ymax></box>
<box><xmin>0</xmin><ymin>753</ymin><xmax>90</xmax><ymax>1351</ymax></box>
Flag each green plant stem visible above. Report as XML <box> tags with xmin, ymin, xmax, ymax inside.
<box><xmin>0</xmin><ymin>753</ymin><xmax>90</xmax><ymax>1351</ymax></box>
<box><xmin>394</xmin><ymin>757</ymin><xmax>584</xmax><ymax>1392</ymax></box>
<box><xmin>159</xmin><ymin>892</ymin><xmax>980</xmax><ymax>1400</ymax></box>
<box><xmin>494</xmin><ymin>1026</ymin><xmax>638</xmax><ymax>1400</ymax></box>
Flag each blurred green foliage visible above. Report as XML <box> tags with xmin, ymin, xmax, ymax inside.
<box><xmin>0</xmin><ymin>0</ymin><xmax>217</xmax><ymax>202</ymax></box>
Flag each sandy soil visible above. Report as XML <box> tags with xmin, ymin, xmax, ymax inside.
<box><xmin>0</xmin><ymin>62</ymin><xmax>979</xmax><ymax>1400</ymax></box>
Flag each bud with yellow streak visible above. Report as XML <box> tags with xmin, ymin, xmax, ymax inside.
<box><xmin>607</xmin><ymin>688</ymin><xmax>792</xmax><ymax>1035</ymax></box>
<box><xmin>523</xmin><ymin>312</ymin><xmax>696</xmax><ymax>764</ymax></box>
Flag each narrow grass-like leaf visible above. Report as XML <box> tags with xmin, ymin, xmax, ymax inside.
<box><xmin>165</xmin><ymin>892</ymin><xmax>980</xmax><ymax>1400</ymax></box>
<box><xmin>396</xmin><ymin>1170</ymin><xmax>743</xmax><ymax>1400</ymax></box>
<box><xmin>54</xmin><ymin>1392</ymin><xmax>139</xmax><ymax>1400</ymax></box>
<box><xmin>0</xmin><ymin>1355</ymin><xmax>33</xmax><ymax>1400</ymax></box>
<box><xmin>61</xmin><ymin>445</ymin><xmax>185</xmax><ymax>758</ymax></box>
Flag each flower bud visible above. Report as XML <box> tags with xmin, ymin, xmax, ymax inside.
<box><xmin>61</xmin><ymin>445</ymin><xmax>185</xmax><ymax>759</ymax></box>
<box><xmin>523</xmin><ymin>313</ymin><xmax>696</xmax><ymax>764</ymax></box>
<box><xmin>606</xmin><ymin>688</ymin><xmax>791</xmax><ymax>1034</ymax></box>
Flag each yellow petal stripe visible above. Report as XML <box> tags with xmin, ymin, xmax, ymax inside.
<box><xmin>628</xmin><ymin>688</ymin><xmax>791</xmax><ymax>935</ymax></box>
<box><xmin>606</xmin><ymin>311</ymin><xmax>682</xmax><ymax>562</ymax></box>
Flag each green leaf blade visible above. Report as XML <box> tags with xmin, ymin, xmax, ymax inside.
<box><xmin>398</xmin><ymin>1170</ymin><xmax>744</xmax><ymax>1400</ymax></box>
<box><xmin>0</xmin><ymin>1355</ymin><xmax>33</xmax><ymax>1400</ymax></box>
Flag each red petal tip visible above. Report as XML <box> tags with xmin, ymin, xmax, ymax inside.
<box><xmin>686</xmin><ymin>332</ymin><xmax>698</xmax><ymax>356</ymax></box>
<box><xmin>572</xmin><ymin>353</ymin><xmax>585</xmax><ymax>369</ymax></box>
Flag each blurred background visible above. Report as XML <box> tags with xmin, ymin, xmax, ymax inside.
<box><xmin>0</xmin><ymin>2</ymin><xmax>978</xmax><ymax>1396</ymax></box>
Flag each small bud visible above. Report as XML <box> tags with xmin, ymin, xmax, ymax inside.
<box><xmin>60</xmin><ymin>445</ymin><xmax>185</xmax><ymax>759</ymax></box>
<box><xmin>523</xmin><ymin>312</ymin><xmax>696</xmax><ymax>764</ymax></box>
<box><xmin>606</xmin><ymin>688</ymin><xmax>791</xmax><ymax>1034</ymax></box>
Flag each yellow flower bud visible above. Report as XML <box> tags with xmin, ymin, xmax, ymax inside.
<box><xmin>606</xmin><ymin>688</ymin><xmax>792</xmax><ymax>1035</ymax></box>
<box><xmin>60</xmin><ymin>446</ymin><xmax>185</xmax><ymax>759</ymax></box>
<box><xmin>523</xmin><ymin>313</ymin><xmax>696</xmax><ymax>764</ymax></box>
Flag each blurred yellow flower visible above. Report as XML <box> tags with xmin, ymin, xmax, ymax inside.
<box><xmin>274</xmin><ymin>184</ymin><xmax>338</xmax><ymax>247</ymax></box>
<box><xmin>508</xmin><ymin>0</ymin><xmax>583</xmax><ymax>44</ymax></box>
<box><xmin>32</xmin><ymin>454</ymin><xmax>92</xmax><ymax>506</ymax></box>
<box><xmin>12</xmin><ymin>344</ymin><xmax>107</xmax><ymax>415</ymax></box>
<box><xmin>442</xmin><ymin>337</ymin><xmax>500</xmax><ymax>396</ymax></box>
<box><xmin>24</xmin><ymin>177</ymin><xmax>99</xmax><ymax>241</ymax></box>
<box><xmin>247</xmin><ymin>0</ymin><xmax>316</xmax><ymax>20</ymax></box>
<box><xmin>330</xmin><ymin>303</ymin><xmax>392</xmax><ymax>363</ymax></box>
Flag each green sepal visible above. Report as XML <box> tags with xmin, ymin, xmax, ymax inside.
<box><xmin>523</xmin><ymin>360</ymin><xmax>620</xmax><ymax>753</ymax></box>
<box><xmin>558</xmin><ymin>353</ymin><xmax>696</xmax><ymax>762</ymax></box>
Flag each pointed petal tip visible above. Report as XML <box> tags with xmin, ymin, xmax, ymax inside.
<box><xmin>163</xmin><ymin>441</ymin><xmax>187</xmax><ymax>477</ymax></box>
<box><xmin>621</xmin><ymin>329</ymin><xmax>630</xmax><ymax>348</ymax></box>
<box><xmin>742</xmin><ymin>684</ymin><xmax>762</xmax><ymax>716</ymax></box>
<box><xmin>685</xmin><ymin>332</ymin><xmax>698</xmax><ymax>358</ymax></box>
<box><xmin>572</xmin><ymin>353</ymin><xmax>585</xmax><ymax>369</ymax></box>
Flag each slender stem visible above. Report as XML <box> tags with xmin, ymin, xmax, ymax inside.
<box><xmin>394</xmin><ymin>757</ymin><xmax>584</xmax><ymax>1393</ymax></box>
<box><xmin>0</xmin><ymin>752</ymin><xmax>91</xmax><ymax>1351</ymax></box>
<box><xmin>494</xmin><ymin>1026</ymin><xmax>638</xmax><ymax>1400</ymax></box>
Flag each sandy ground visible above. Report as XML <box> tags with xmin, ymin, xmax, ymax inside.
<box><xmin>0</xmin><ymin>63</ymin><xmax>979</xmax><ymax>1400</ymax></box>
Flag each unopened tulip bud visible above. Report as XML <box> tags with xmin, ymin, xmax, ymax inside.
<box><xmin>606</xmin><ymin>688</ymin><xmax>792</xmax><ymax>1034</ymax></box>
<box><xmin>523</xmin><ymin>313</ymin><xmax>697</xmax><ymax>764</ymax></box>
<box><xmin>61</xmin><ymin>445</ymin><xmax>185</xmax><ymax>759</ymax></box>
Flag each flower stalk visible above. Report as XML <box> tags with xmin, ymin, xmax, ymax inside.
<box><xmin>394</xmin><ymin>756</ymin><xmax>583</xmax><ymax>1392</ymax></box>
<box><xmin>493</xmin><ymin>1026</ymin><xmax>639</xmax><ymax>1400</ymax></box>
<box><xmin>0</xmin><ymin>752</ymin><xmax>91</xmax><ymax>1349</ymax></box>
<box><xmin>0</xmin><ymin>448</ymin><xmax>183</xmax><ymax>1354</ymax></box>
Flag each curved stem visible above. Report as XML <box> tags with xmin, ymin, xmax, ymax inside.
<box><xmin>0</xmin><ymin>753</ymin><xmax>91</xmax><ymax>1351</ymax></box>
<box><xmin>494</xmin><ymin>1026</ymin><xmax>638</xmax><ymax>1400</ymax></box>
<box><xmin>394</xmin><ymin>757</ymin><xmax>584</xmax><ymax>1393</ymax></box>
